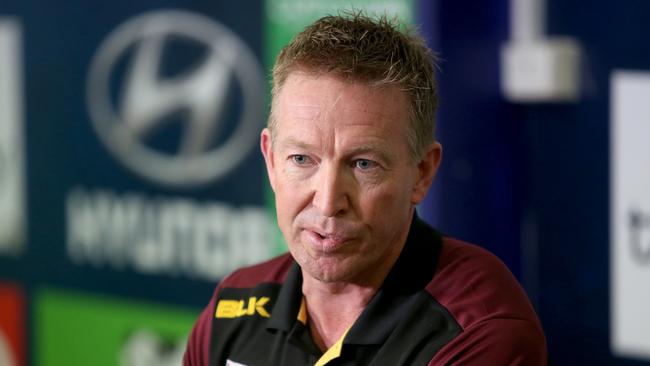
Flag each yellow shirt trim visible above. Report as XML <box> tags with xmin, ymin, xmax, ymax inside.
<box><xmin>298</xmin><ymin>297</ymin><xmax>351</xmax><ymax>366</ymax></box>
<box><xmin>297</xmin><ymin>297</ymin><xmax>308</xmax><ymax>324</ymax></box>
<box><xmin>314</xmin><ymin>326</ymin><xmax>351</xmax><ymax>366</ymax></box>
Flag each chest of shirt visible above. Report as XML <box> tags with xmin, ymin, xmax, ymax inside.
<box><xmin>209</xmin><ymin>283</ymin><xmax>460</xmax><ymax>366</ymax></box>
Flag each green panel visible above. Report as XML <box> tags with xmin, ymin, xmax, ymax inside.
<box><xmin>35</xmin><ymin>288</ymin><xmax>199</xmax><ymax>366</ymax></box>
<box><xmin>264</xmin><ymin>0</ymin><xmax>415</xmax><ymax>67</ymax></box>
<box><xmin>262</xmin><ymin>0</ymin><xmax>415</xmax><ymax>256</ymax></box>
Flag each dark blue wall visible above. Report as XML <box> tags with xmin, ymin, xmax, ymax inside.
<box><xmin>418</xmin><ymin>0</ymin><xmax>524</xmax><ymax>291</ymax></box>
<box><xmin>420</xmin><ymin>0</ymin><xmax>650</xmax><ymax>364</ymax></box>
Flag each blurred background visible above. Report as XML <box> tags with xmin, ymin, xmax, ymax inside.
<box><xmin>0</xmin><ymin>0</ymin><xmax>649</xmax><ymax>365</ymax></box>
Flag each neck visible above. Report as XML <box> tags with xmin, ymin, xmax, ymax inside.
<box><xmin>301</xmin><ymin>228</ymin><xmax>408</xmax><ymax>350</ymax></box>
<box><xmin>302</xmin><ymin>278</ymin><xmax>377</xmax><ymax>351</ymax></box>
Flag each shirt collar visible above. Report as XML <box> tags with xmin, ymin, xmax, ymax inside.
<box><xmin>266</xmin><ymin>261</ymin><xmax>303</xmax><ymax>332</ymax></box>
<box><xmin>345</xmin><ymin>213</ymin><xmax>443</xmax><ymax>345</ymax></box>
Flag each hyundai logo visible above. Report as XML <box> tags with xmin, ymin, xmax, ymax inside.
<box><xmin>86</xmin><ymin>10</ymin><xmax>265</xmax><ymax>186</ymax></box>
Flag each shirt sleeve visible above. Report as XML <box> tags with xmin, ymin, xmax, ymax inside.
<box><xmin>183</xmin><ymin>294</ymin><xmax>217</xmax><ymax>366</ymax></box>
<box><xmin>428</xmin><ymin>317</ymin><xmax>548</xmax><ymax>366</ymax></box>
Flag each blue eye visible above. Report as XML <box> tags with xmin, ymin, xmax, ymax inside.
<box><xmin>292</xmin><ymin>155</ymin><xmax>309</xmax><ymax>165</ymax></box>
<box><xmin>355</xmin><ymin>159</ymin><xmax>375</xmax><ymax>170</ymax></box>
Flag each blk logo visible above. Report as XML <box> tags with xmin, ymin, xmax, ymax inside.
<box><xmin>629</xmin><ymin>208</ymin><xmax>650</xmax><ymax>264</ymax></box>
<box><xmin>215</xmin><ymin>296</ymin><xmax>271</xmax><ymax>318</ymax></box>
<box><xmin>86</xmin><ymin>10</ymin><xmax>265</xmax><ymax>186</ymax></box>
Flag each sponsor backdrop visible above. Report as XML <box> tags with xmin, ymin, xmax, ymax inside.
<box><xmin>0</xmin><ymin>1</ymin><xmax>268</xmax><ymax>365</ymax></box>
<box><xmin>0</xmin><ymin>1</ymin><xmax>413</xmax><ymax>365</ymax></box>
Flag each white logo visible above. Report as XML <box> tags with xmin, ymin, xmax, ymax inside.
<box><xmin>120</xmin><ymin>329</ymin><xmax>185</xmax><ymax>366</ymax></box>
<box><xmin>0</xmin><ymin>329</ymin><xmax>16</xmax><ymax>366</ymax></box>
<box><xmin>0</xmin><ymin>145</ymin><xmax>6</xmax><ymax>188</ymax></box>
<box><xmin>0</xmin><ymin>19</ymin><xmax>26</xmax><ymax>253</ymax></box>
<box><xmin>86</xmin><ymin>10</ymin><xmax>265</xmax><ymax>186</ymax></box>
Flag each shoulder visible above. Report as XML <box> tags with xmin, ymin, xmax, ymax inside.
<box><xmin>428</xmin><ymin>316</ymin><xmax>548</xmax><ymax>365</ymax></box>
<box><xmin>183</xmin><ymin>253</ymin><xmax>294</xmax><ymax>366</ymax></box>
<box><xmin>425</xmin><ymin>236</ymin><xmax>547</xmax><ymax>364</ymax></box>
<box><xmin>427</xmin><ymin>236</ymin><xmax>540</xmax><ymax>327</ymax></box>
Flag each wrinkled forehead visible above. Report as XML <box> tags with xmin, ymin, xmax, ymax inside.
<box><xmin>273</xmin><ymin>70</ymin><xmax>407</xmax><ymax>111</ymax></box>
<box><xmin>272</xmin><ymin>72</ymin><xmax>412</xmax><ymax>153</ymax></box>
<box><xmin>273</xmin><ymin>67</ymin><xmax>397</xmax><ymax>101</ymax></box>
<box><xmin>277</xmin><ymin>72</ymin><xmax>407</xmax><ymax>117</ymax></box>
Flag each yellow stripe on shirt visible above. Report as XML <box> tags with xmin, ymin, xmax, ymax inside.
<box><xmin>314</xmin><ymin>327</ymin><xmax>351</xmax><ymax>366</ymax></box>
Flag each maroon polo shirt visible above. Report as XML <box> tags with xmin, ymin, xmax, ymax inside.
<box><xmin>184</xmin><ymin>215</ymin><xmax>548</xmax><ymax>365</ymax></box>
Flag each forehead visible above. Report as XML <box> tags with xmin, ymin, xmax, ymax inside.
<box><xmin>273</xmin><ymin>72</ymin><xmax>410</xmax><ymax>136</ymax></box>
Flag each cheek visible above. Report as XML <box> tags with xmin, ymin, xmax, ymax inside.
<box><xmin>360</xmin><ymin>180</ymin><xmax>414</xmax><ymax>226</ymax></box>
<box><xmin>281</xmin><ymin>164</ymin><xmax>315</xmax><ymax>184</ymax></box>
<box><xmin>367</xmin><ymin>184</ymin><xmax>413</xmax><ymax>227</ymax></box>
<box><xmin>360</xmin><ymin>184</ymin><xmax>401</xmax><ymax>217</ymax></box>
<box><xmin>274</xmin><ymin>176</ymin><xmax>309</xmax><ymax>220</ymax></box>
<box><xmin>274</xmin><ymin>192</ymin><xmax>295</xmax><ymax>240</ymax></box>
<box><xmin>375</xmin><ymin>174</ymin><xmax>414</xmax><ymax>202</ymax></box>
<box><xmin>275</xmin><ymin>188</ymin><xmax>296</xmax><ymax>215</ymax></box>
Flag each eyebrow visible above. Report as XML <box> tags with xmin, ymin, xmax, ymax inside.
<box><xmin>278</xmin><ymin>137</ymin><xmax>315</xmax><ymax>151</ymax></box>
<box><xmin>278</xmin><ymin>138</ymin><xmax>397</xmax><ymax>164</ymax></box>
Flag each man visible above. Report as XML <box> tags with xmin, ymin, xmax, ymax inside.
<box><xmin>185</xmin><ymin>12</ymin><xmax>547</xmax><ymax>366</ymax></box>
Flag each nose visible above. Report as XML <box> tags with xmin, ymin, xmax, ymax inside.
<box><xmin>312</xmin><ymin>163</ymin><xmax>351</xmax><ymax>217</ymax></box>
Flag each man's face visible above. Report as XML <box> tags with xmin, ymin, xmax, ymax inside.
<box><xmin>261</xmin><ymin>72</ymin><xmax>439</xmax><ymax>285</ymax></box>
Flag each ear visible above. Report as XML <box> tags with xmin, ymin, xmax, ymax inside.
<box><xmin>411</xmin><ymin>142</ymin><xmax>442</xmax><ymax>205</ymax></box>
<box><xmin>260</xmin><ymin>128</ymin><xmax>277</xmax><ymax>192</ymax></box>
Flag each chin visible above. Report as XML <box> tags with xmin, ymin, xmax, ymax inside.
<box><xmin>308</xmin><ymin>271</ymin><xmax>348</xmax><ymax>283</ymax></box>
<box><xmin>300</xmin><ymin>258</ymin><xmax>353</xmax><ymax>283</ymax></box>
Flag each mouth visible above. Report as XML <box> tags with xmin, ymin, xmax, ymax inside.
<box><xmin>303</xmin><ymin>228</ymin><xmax>352</xmax><ymax>253</ymax></box>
